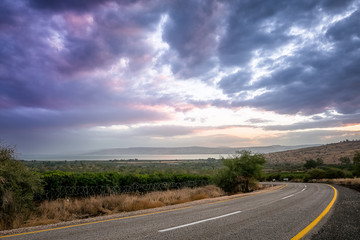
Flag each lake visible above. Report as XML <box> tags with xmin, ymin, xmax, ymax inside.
<box><xmin>20</xmin><ymin>154</ymin><xmax>227</xmax><ymax>161</ymax></box>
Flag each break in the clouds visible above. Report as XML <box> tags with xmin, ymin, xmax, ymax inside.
<box><xmin>1</xmin><ymin>0</ymin><xmax>359</xmax><ymax>154</ymax></box>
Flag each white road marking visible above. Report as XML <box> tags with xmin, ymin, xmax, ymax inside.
<box><xmin>281</xmin><ymin>184</ymin><xmax>307</xmax><ymax>200</ymax></box>
<box><xmin>281</xmin><ymin>194</ymin><xmax>295</xmax><ymax>200</ymax></box>
<box><xmin>158</xmin><ymin>211</ymin><xmax>242</xmax><ymax>232</ymax></box>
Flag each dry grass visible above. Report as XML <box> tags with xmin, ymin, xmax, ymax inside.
<box><xmin>265</xmin><ymin>140</ymin><xmax>360</xmax><ymax>164</ymax></box>
<box><xmin>23</xmin><ymin>185</ymin><xmax>224</xmax><ymax>228</ymax></box>
<box><xmin>310</xmin><ymin>178</ymin><xmax>360</xmax><ymax>192</ymax></box>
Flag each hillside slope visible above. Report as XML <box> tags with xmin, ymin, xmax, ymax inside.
<box><xmin>264</xmin><ymin>141</ymin><xmax>360</xmax><ymax>164</ymax></box>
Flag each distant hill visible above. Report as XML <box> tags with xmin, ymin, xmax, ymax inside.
<box><xmin>87</xmin><ymin>145</ymin><xmax>317</xmax><ymax>156</ymax></box>
<box><xmin>264</xmin><ymin>141</ymin><xmax>360</xmax><ymax>165</ymax></box>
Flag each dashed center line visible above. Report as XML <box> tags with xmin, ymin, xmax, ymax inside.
<box><xmin>281</xmin><ymin>194</ymin><xmax>295</xmax><ymax>200</ymax></box>
<box><xmin>281</xmin><ymin>184</ymin><xmax>307</xmax><ymax>200</ymax></box>
<box><xmin>158</xmin><ymin>211</ymin><xmax>242</xmax><ymax>232</ymax></box>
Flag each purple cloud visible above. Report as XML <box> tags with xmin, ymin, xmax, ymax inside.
<box><xmin>1</xmin><ymin>0</ymin><xmax>360</xmax><ymax>154</ymax></box>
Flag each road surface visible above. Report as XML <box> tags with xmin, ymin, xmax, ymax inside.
<box><xmin>1</xmin><ymin>183</ymin><xmax>336</xmax><ymax>240</ymax></box>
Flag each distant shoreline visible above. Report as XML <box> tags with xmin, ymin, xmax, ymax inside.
<box><xmin>19</xmin><ymin>154</ymin><xmax>224</xmax><ymax>161</ymax></box>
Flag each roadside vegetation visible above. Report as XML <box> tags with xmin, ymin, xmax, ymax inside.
<box><xmin>263</xmin><ymin>151</ymin><xmax>360</xmax><ymax>182</ymax></box>
<box><xmin>308</xmin><ymin>178</ymin><xmax>360</xmax><ymax>192</ymax></box>
<box><xmin>213</xmin><ymin>150</ymin><xmax>266</xmax><ymax>193</ymax></box>
<box><xmin>24</xmin><ymin>185</ymin><xmax>224</xmax><ymax>228</ymax></box>
<box><xmin>0</xmin><ymin>145</ymin><xmax>42</xmax><ymax>230</ymax></box>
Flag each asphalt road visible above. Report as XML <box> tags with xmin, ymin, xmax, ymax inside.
<box><xmin>311</xmin><ymin>184</ymin><xmax>360</xmax><ymax>240</ymax></box>
<box><xmin>1</xmin><ymin>183</ymin><xmax>336</xmax><ymax>240</ymax></box>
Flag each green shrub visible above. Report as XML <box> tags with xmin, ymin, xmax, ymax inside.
<box><xmin>213</xmin><ymin>151</ymin><xmax>266</xmax><ymax>193</ymax></box>
<box><xmin>305</xmin><ymin>168</ymin><xmax>326</xmax><ymax>181</ymax></box>
<box><xmin>304</xmin><ymin>158</ymin><xmax>323</xmax><ymax>169</ymax></box>
<box><xmin>0</xmin><ymin>145</ymin><xmax>42</xmax><ymax>230</ymax></box>
<box><xmin>353</xmin><ymin>151</ymin><xmax>360</xmax><ymax>177</ymax></box>
<box><xmin>323</xmin><ymin>167</ymin><xmax>346</xmax><ymax>179</ymax></box>
<box><xmin>305</xmin><ymin>167</ymin><xmax>353</xmax><ymax>181</ymax></box>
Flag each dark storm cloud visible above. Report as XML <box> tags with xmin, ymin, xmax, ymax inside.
<box><xmin>217</xmin><ymin>1</ymin><xmax>360</xmax><ymax>117</ymax></box>
<box><xmin>29</xmin><ymin>0</ymin><xmax>110</xmax><ymax>12</ymax></box>
<box><xmin>162</xmin><ymin>0</ymin><xmax>221</xmax><ymax>78</ymax></box>
<box><xmin>218</xmin><ymin>0</ymin><xmax>355</xmax><ymax>67</ymax></box>
<box><xmin>50</xmin><ymin>1</ymin><xmax>164</xmax><ymax>75</ymax></box>
<box><xmin>0</xmin><ymin>2</ymin><xmax>179</xmax><ymax>156</ymax></box>
<box><xmin>0</xmin><ymin>1</ymin><xmax>18</xmax><ymax>27</ymax></box>
<box><xmin>0</xmin><ymin>2</ymin><xmax>56</xmax><ymax>109</ymax></box>
<box><xmin>218</xmin><ymin>0</ymin><xmax>292</xmax><ymax>67</ymax></box>
<box><xmin>218</xmin><ymin>70</ymin><xmax>252</xmax><ymax>95</ymax></box>
<box><xmin>0</xmin><ymin>0</ymin><xmax>164</xmax><ymax>112</ymax></box>
<box><xmin>246</xmin><ymin>10</ymin><xmax>360</xmax><ymax>115</ymax></box>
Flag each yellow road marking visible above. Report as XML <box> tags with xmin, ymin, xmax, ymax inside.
<box><xmin>291</xmin><ymin>184</ymin><xmax>337</xmax><ymax>240</ymax></box>
<box><xmin>0</xmin><ymin>184</ymin><xmax>286</xmax><ymax>239</ymax></box>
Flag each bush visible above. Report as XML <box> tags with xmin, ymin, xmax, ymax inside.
<box><xmin>0</xmin><ymin>144</ymin><xmax>42</xmax><ymax>230</ymax></box>
<box><xmin>304</xmin><ymin>167</ymin><xmax>352</xmax><ymax>181</ymax></box>
<box><xmin>305</xmin><ymin>168</ymin><xmax>326</xmax><ymax>180</ymax></box>
<box><xmin>304</xmin><ymin>158</ymin><xmax>323</xmax><ymax>169</ymax></box>
<box><xmin>323</xmin><ymin>167</ymin><xmax>346</xmax><ymax>179</ymax></box>
<box><xmin>213</xmin><ymin>151</ymin><xmax>266</xmax><ymax>193</ymax></box>
<box><xmin>353</xmin><ymin>151</ymin><xmax>360</xmax><ymax>177</ymax></box>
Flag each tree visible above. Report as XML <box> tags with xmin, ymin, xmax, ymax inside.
<box><xmin>304</xmin><ymin>159</ymin><xmax>317</xmax><ymax>169</ymax></box>
<box><xmin>316</xmin><ymin>158</ymin><xmax>324</xmax><ymax>166</ymax></box>
<box><xmin>339</xmin><ymin>156</ymin><xmax>351</xmax><ymax>165</ymax></box>
<box><xmin>214</xmin><ymin>151</ymin><xmax>266</xmax><ymax>193</ymax></box>
<box><xmin>304</xmin><ymin>158</ymin><xmax>323</xmax><ymax>169</ymax></box>
<box><xmin>0</xmin><ymin>144</ymin><xmax>42</xmax><ymax>230</ymax></box>
<box><xmin>305</xmin><ymin>168</ymin><xmax>326</xmax><ymax>180</ymax></box>
<box><xmin>353</xmin><ymin>151</ymin><xmax>360</xmax><ymax>176</ymax></box>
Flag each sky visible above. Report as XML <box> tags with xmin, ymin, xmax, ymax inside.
<box><xmin>1</xmin><ymin>0</ymin><xmax>360</xmax><ymax>155</ymax></box>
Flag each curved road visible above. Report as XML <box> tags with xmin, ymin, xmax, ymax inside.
<box><xmin>1</xmin><ymin>183</ymin><xmax>336</xmax><ymax>240</ymax></box>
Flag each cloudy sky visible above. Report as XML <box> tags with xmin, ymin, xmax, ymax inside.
<box><xmin>1</xmin><ymin>0</ymin><xmax>360</xmax><ymax>155</ymax></box>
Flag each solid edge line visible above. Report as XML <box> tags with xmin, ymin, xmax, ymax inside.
<box><xmin>0</xmin><ymin>184</ymin><xmax>287</xmax><ymax>239</ymax></box>
<box><xmin>158</xmin><ymin>211</ymin><xmax>241</xmax><ymax>232</ymax></box>
<box><xmin>291</xmin><ymin>184</ymin><xmax>337</xmax><ymax>240</ymax></box>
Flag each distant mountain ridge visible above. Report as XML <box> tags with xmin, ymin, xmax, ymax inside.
<box><xmin>87</xmin><ymin>145</ymin><xmax>319</xmax><ymax>155</ymax></box>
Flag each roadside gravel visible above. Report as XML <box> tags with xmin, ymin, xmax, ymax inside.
<box><xmin>311</xmin><ymin>185</ymin><xmax>360</xmax><ymax>240</ymax></box>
